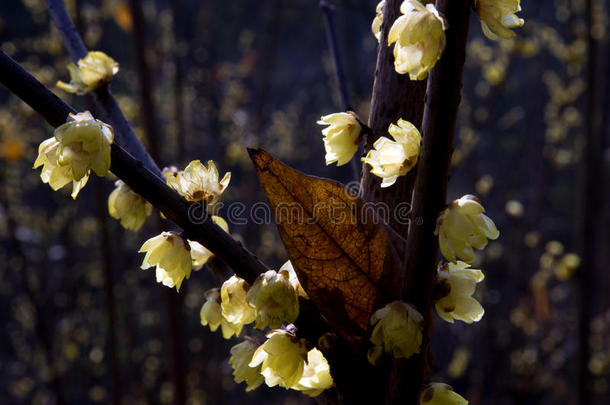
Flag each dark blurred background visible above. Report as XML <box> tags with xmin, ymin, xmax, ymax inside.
<box><xmin>0</xmin><ymin>0</ymin><xmax>609</xmax><ymax>404</ymax></box>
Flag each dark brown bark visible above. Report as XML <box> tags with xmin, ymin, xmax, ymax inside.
<box><xmin>359</xmin><ymin>0</ymin><xmax>427</xmax><ymax>239</ymax></box>
<box><xmin>578</xmin><ymin>0</ymin><xmax>605</xmax><ymax>403</ymax></box>
<box><xmin>389</xmin><ymin>1</ymin><xmax>472</xmax><ymax>404</ymax></box>
<box><xmin>129</xmin><ymin>0</ymin><xmax>162</xmax><ymax>163</ymax></box>
<box><xmin>94</xmin><ymin>180</ymin><xmax>122</xmax><ymax>405</ymax></box>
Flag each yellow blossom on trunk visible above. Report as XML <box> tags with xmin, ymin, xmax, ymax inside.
<box><xmin>317</xmin><ymin>112</ymin><xmax>362</xmax><ymax>166</ymax></box>
<box><xmin>370</xmin><ymin>301</ymin><xmax>424</xmax><ymax>359</ymax></box>
<box><xmin>292</xmin><ymin>348</ymin><xmax>334</xmax><ymax>397</ymax></box>
<box><xmin>362</xmin><ymin>118</ymin><xmax>421</xmax><ymax>188</ymax></box>
<box><xmin>166</xmin><ymin>160</ymin><xmax>230</xmax><ymax>206</ymax></box>
<box><xmin>221</xmin><ymin>276</ymin><xmax>257</xmax><ymax>325</ymax></box>
<box><xmin>249</xmin><ymin>329</ymin><xmax>308</xmax><ymax>388</ymax></box>
<box><xmin>108</xmin><ymin>180</ymin><xmax>152</xmax><ymax>231</ymax></box>
<box><xmin>475</xmin><ymin>0</ymin><xmax>524</xmax><ymax>40</ymax></box>
<box><xmin>279</xmin><ymin>260</ymin><xmax>309</xmax><ymax>299</ymax></box>
<box><xmin>33</xmin><ymin>111</ymin><xmax>113</xmax><ymax>199</ymax></box>
<box><xmin>435</xmin><ymin>194</ymin><xmax>499</xmax><ymax>263</ymax></box>
<box><xmin>388</xmin><ymin>0</ymin><xmax>447</xmax><ymax>80</ymax></box>
<box><xmin>139</xmin><ymin>231</ymin><xmax>192</xmax><ymax>291</ymax></box>
<box><xmin>57</xmin><ymin>51</ymin><xmax>119</xmax><ymax>94</ymax></box>
<box><xmin>188</xmin><ymin>216</ymin><xmax>229</xmax><ymax>270</ymax></box>
<box><xmin>435</xmin><ymin>262</ymin><xmax>485</xmax><ymax>324</ymax></box>
<box><xmin>371</xmin><ymin>1</ymin><xmax>385</xmax><ymax>42</ymax></box>
<box><xmin>229</xmin><ymin>338</ymin><xmax>264</xmax><ymax>392</ymax></box>
<box><xmin>419</xmin><ymin>383</ymin><xmax>469</xmax><ymax>405</ymax></box>
<box><xmin>246</xmin><ymin>270</ymin><xmax>299</xmax><ymax>329</ymax></box>
<box><xmin>200</xmin><ymin>288</ymin><xmax>244</xmax><ymax>339</ymax></box>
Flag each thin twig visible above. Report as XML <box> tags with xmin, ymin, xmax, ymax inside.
<box><xmin>94</xmin><ymin>180</ymin><xmax>122</xmax><ymax>405</ymax></box>
<box><xmin>579</xmin><ymin>0</ymin><xmax>604</xmax><ymax>402</ymax></box>
<box><xmin>319</xmin><ymin>1</ymin><xmax>350</xmax><ymax>111</ymax></box>
<box><xmin>319</xmin><ymin>1</ymin><xmax>360</xmax><ymax>181</ymax></box>
<box><xmin>44</xmin><ymin>0</ymin><xmax>161</xmax><ymax>176</ymax></box>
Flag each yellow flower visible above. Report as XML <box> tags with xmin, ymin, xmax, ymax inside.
<box><xmin>362</xmin><ymin>118</ymin><xmax>421</xmax><ymax>188</ymax></box>
<box><xmin>188</xmin><ymin>216</ymin><xmax>229</xmax><ymax>270</ymax></box>
<box><xmin>200</xmin><ymin>288</ymin><xmax>244</xmax><ymax>339</ymax></box>
<box><xmin>139</xmin><ymin>231</ymin><xmax>192</xmax><ymax>291</ymax></box>
<box><xmin>57</xmin><ymin>51</ymin><xmax>119</xmax><ymax>94</ymax></box>
<box><xmin>317</xmin><ymin>112</ymin><xmax>362</xmax><ymax>166</ymax></box>
<box><xmin>388</xmin><ymin>0</ymin><xmax>446</xmax><ymax>80</ymax></box>
<box><xmin>475</xmin><ymin>0</ymin><xmax>524</xmax><ymax>40</ymax></box>
<box><xmin>33</xmin><ymin>111</ymin><xmax>114</xmax><ymax>199</ymax></box>
<box><xmin>166</xmin><ymin>160</ymin><xmax>230</xmax><ymax>206</ymax></box>
<box><xmin>292</xmin><ymin>348</ymin><xmax>334</xmax><ymax>397</ymax></box>
<box><xmin>246</xmin><ymin>270</ymin><xmax>299</xmax><ymax>329</ymax></box>
<box><xmin>419</xmin><ymin>383</ymin><xmax>468</xmax><ymax>405</ymax></box>
<box><xmin>33</xmin><ymin>137</ymin><xmax>89</xmax><ymax>198</ymax></box>
<box><xmin>249</xmin><ymin>329</ymin><xmax>308</xmax><ymax>388</ymax></box>
<box><xmin>435</xmin><ymin>261</ymin><xmax>485</xmax><ymax>324</ymax></box>
<box><xmin>229</xmin><ymin>338</ymin><xmax>265</xmax><ymax>392</ymax></box>
<box><xmin>221</xmin><ymin>276</ymin><xmax>257</xmax><ymax>325</ymax></box>
<box><xmin>108</xmin><ymin>180</ymin><xmax>152</xmax><ymax>231</ymax></box>
<box><xmin>279</xmin><ymin>260</ymin><xmax>309</xmax><ymax>299</ymax></box>
<box><xmin>370</xmin><ymin>301</ymin><xmax>423</xmax><ymax>359</ymax></box>
<box><xmin>372</xmin><ymin>1</ymin><xmax>386</xmax><ymax>42</ymax></box>
<box><xmin>435</xmin><ymin>194</ymin><xmax>500</xmax><ymax>263</ymax></box>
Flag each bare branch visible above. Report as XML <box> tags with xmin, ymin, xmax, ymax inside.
<box><xmin>390</xmin><ymin>1</ymin><xmax>472</xmax><ymax>404</ymax></box>
<box><xmin>0</xmin><ymin>50</ymin><xmax>266</xmax><ymax>283</ymax></box>
<box><xmin>44</xmin><ymin>0</ymin><xmax>161</xmax><ymax>176</ymax></box>
<box><xmin>358</xmin><ymin>0</ymin><xmax>427</xmax><ymax>238</ymax></box>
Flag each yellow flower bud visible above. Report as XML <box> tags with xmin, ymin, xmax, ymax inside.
<box><xmin>221</xmin><ymin>276</ymin><xmax>256</xmax><ymax>325</ymax></box>
<box><xmin>475</xmin><ymin>0</ymin><xmax>524</xmax><ymax>41</ymax></box>
<box><xmin>435</xmin><ymin>261</ymin><xmax>485</xmax><ymax>324</ymax></box>
<box><xmin>371</xmin><ymin>1</ymin><xmax>385</xmax><ymax>42</ymax></box>
<box><xmin>370</xmin><ymin>301</ymin><xmax>423</xmax><ymax>359</ymax></box>
<box><xmin>188</xmin><ymin>216</ymin><xmax>229</xmax><ymax>270</ymax></box>
<box><xmin>388</xmin><ymin>0</ymin><xmax>447</xmax><ymax>80</ymax></box>
<box><xmin>139</xmin><ymin>231</ymin><xmax>192</xmax><ymax>291</ymax></box>
<box><xmin>57</xmin><ymin>51</ymin><xmax>119</xmax><ymax>94</ymax></box>
<box><xmin>200</xmin><ymin>288</ymin><xmax>244</xmax><ymax>339</ymax></box>
<box><xmin>317</xmin><ymin>112</ymin><xmax>362</xmax><ymax>166</ymax></box>
<box><xmin>229</xmin><ymin>338</ymin><xmax>265</xmax><ymax>392</ymax></box>
<box><xmin>362</xmin><ymin>118</ymin><xmax>421</xmax><ymax>188</ymax></box>
<box><xmin>108</xmin><ymin>180</ymin><xmax>152</xmax><ymax>231</ymax></box>
<box><xmin>435</xmin><ymin>195</ymin><xmax>499</xmax><ymax>263</ymax></box>
<box><xmin>249</xmin><ymin>329</ymin><xmax>308</xmax><ymax>388</ymax></box>
<box><xmin>246</xmin><ymin>270</ymin><xmax>299</xmax><ymax>329</ymax></box>
<box><xmin>279</xmin><ymin>260</ymin><xmax>309</xmax><ymax>299</ymax></box>
<box><xmin>33</xmin><ymin>111</ymin><xmax>113</xmax><ymax>199</ymax></box>
<box><xmin>419</xmin><ymin>383</ymin><xmax>468</xmax><ymax>405</ymax></box>
<box><xmin>292</xmin><ymin>348</ymin><xmax>334</xmax><ymax>397</ymax></box>
<box><xmin>166</xmin><ymin>160</ymin><xmax>230</xmax><ymax>206</ymax></box>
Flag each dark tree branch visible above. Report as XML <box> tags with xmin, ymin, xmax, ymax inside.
<box><xmin>0</xmin><ymin>49</ymin><xmax>267</xmax><ymax>284</ymax></box>
<box><xmin>319</xmin><ymin>0</ymin><xmax>360</xmax><ymax>181</ymax></box>
<box><xmin>94</xmin><ymin>180</ymin><xmax>122</xmax><ymax>405</ymax></box>
<box><xmin>391</xmin><ymin>1</ymin><xmax>472</xmax><ymax>404</ymax></box>
<box><xmin>320</xmin><ymin>1</ymin><xmax>351</xmax><ymax>111</ymax></box>
<box><xmin>579</xmin><ymin>0</ymin><xmax>605</xmax><ymax>402</ymax></box>
<box><xmin>0</xmin><ymin>50</ymin><xmax>333</xmax><ymax>354</ymax></box>
<box><xmin>358</xmin><ymin>0</ymin><xmax>427</xmax><ymax>238</ymax></box>
<box><xmin>128</xmin><ymin>0</ymin><xmax>162</xmax><ymax>163</ymax></box>
<box><xmin>44</xmin><ymin>0</ymin><xmax>161</xmax><ymax>176</ymax></box>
